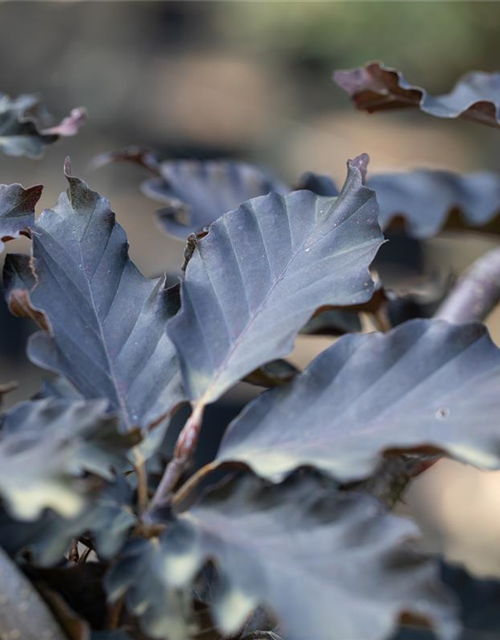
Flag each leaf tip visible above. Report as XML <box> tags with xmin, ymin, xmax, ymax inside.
<box><xmin>348</xmin><ymin>153</ymin><xmax>370</xmax><ymax>184</ymax></box>
<box><xmin>63</xmin><ymin>156</ymin><xmax>72</xmax><ymax>178</ymax></box>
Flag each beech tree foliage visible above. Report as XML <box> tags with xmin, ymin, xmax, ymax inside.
<box><xmin>2</xmin><ymin>64</ymin><xmax>500</xmax><ymax>640</ymax></box>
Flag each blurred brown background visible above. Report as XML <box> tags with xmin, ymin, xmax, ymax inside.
<box><xmin>2</xmin><ymin>0</ymin><xmax>500</xmax><ymax>578</ymax></box>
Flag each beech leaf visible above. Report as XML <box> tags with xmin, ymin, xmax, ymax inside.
<box><xmin>0</xmin><ymin>479</ymin><xmax>136</xmax><ymax>566</ymax></box>
<box><xmin>334</xmin><ymin>62</ymin><xmax>500</xmax><ymax>129</ymax></box>
<box><xmin>142</xmin><ymin>159</ymin><xmax>288</xmax><ymax>239</ymax></box>
<box><xmin>0</xmin><ymin>398</ymin><xmax>135</xmax><ymax>520</ymax></box>
<box><xmin>3</xmin><ymin>161</ymin><xmax>184</xmax><ymax>432</ymax></box>
<box><xmin>107</xmin><ymin>473</ymin><xmax>459</xmax><ymax>640</ymax></box>
<box><xmin>167</xmin><ymin>158</ymin><xmax>384</xmax><ymax>412</ymax></box>
<box><xmin>105</xmin><ymin>536</ymin><xmax>195</xmax><ymax>640</ymax></box>
<box><xmin>396</xmin><ymin>563</ymin><xmax>500</xmax><ymax>639</ymax></box>
<box><xmin>0</xmin><ymin>183</ymin><xmax>43</xmax><ymax>252</ymax></box>
<box><xmin>217</xmin><ymin>319</ymin><xmax>500</xmax><ymax>483</ymax></box>
<box><xmin>0</xmin><ymin>545</ymin><xmax>67</xmax><ymax>640</ymax></box>
<box><xmin>300</xmin><ymin>168</ymin><xmax>500</xmax><ymax>238</ymax></box>
<box><xmin>0</xmin><ymin>93</ymin><xmax>86</xmax><ymax>158</ymax></box>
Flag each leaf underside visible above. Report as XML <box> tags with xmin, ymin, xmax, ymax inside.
<box><xmin>217</xmin><ymin>319</ymin><xmax>500</xmax><ymax>483</ymax></box>
<box><xmin>0</xmin><ymin>93</ymin><xmax>85</xmax><ymax>158</ymax></box>
<box><xmin>142</xmin><ymin>159</ymin><xmax>288</xmax><ymax>239</ymax></box>
<box><xmin>334</xmin><ymin>62</ymin><xmax>500</xmax><ymax>129</ymax></box>
<box><xmin>168</xmin><ymin>160</ymin><xmax>384</xmax><ymax>407</ymax></box>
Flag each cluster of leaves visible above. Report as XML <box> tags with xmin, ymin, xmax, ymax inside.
<box><xmin>2</xmin><ymin>65</ymin><xmax>500</xmax><ymax>640</ymax></box>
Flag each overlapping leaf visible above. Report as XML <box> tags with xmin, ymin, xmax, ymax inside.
<box><xmin>142</xmin><ymin>159</ymin><xmax>288</xmax><ymax>239</ymax></box>
<box><xmin>244</xmin><ymin>358</ymin><xmax>299</xmax><ymax>388</ymax></box>
<box><xmin>0</xmin><ymin>479</ymin><xmax>135</xmax><ymax>565</ymax></box>
<box><xmin>3</xmin><ymin>162</ymin><xmax>184</xmax><ymax>432</ymax></box>
<box><xmin>107</xmin><ymin>473</ymin><xmax>459</xmax><ymax>640</ymax></box>
<box><xmin>0</xmin><ymin>183</ymin><xmax>43</xmax><ymax>252</ymax></box>
<box><xmin>0</xmin><ymin>398</ymin><xmax>135</xmax><ymax>520</ymax></box>
<box><xmin>371</xmin><ymin>170</ymin><xmax>500</xmax><ymax>237</ymax></box>
<box><xmin>105</xmin><ymin>536</ymin><xmax>196</xmax><ymax>640</ymax></box>
<box><xmin>334</xmin><ymin>62</ymin><xmax>500</xmax><ymax>129</ymax></box>
<box><xmin>217</xmin><ymin>319</ymin><xmax>500</xmax><ymax>483</ymax></box>
<box><xmin>300</xmin><ymin>168</ymin><xmax>500</xmax><ymax>238</ymax></box>
<box><xmin>168</xmin><ymin>159</ymin><xmax>384</xmax><ymax>411</ymax></box>
<box><xmin>300</xmin><ymin>308</ymin><xmax>362</xmax><ymax>335</ymax></box>
<box><xmin>0</xmin><ymin>545</ymin><xmax>67</xmax><ymax>640</ymax></box>
<box><xmin>396</xmin><ymin>563</ymin><xmax>500</xmax><ymax>640</ymax></box>
<box><xmin>0</xmin><ymin>93</ymin><xmax>86</xmax><ymax>158</ymax></box>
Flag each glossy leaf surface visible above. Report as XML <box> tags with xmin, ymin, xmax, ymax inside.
<box><xmin>334</xmin><ymin>62</ymin><xmax>500</xmax><ymax>129</ymax></box>
<box><xmin>300</xmin><ymin>168</ymin><xmax>500</xmax><ymax>238</ymax></box>
<box><xmin>168</xmin><ymin>159</ymin><xmax>384</xmax><ymax>407</ymax></box>
<box><xmin>218</xmin><ymin>319</ymin><xmax>500</xmax><ymax>482</ymax></box>
<box><xmin>4</xmin><ymin>163</ymin><xmax>184</xmax><ymax>431</ymax></box>
<box><xmin>108</xmin><ymin>474</ymin><xmax>458</xmax><ymax>640</ymax></box>
<box><xmin>143</xmin><ymin>159</ymin><xmax>288</xmax><ymax>239</ymax></box>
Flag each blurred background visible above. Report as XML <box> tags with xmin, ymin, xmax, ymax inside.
<box><xmin>2</xmin><ymin>0</ymin><xmax>500</xmax><ymax>581</ymax></box>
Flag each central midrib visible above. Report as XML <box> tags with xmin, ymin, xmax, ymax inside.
<box><xmin>76</xmin><ymin>212</ymin><xmax>133</xmax><ymax>431</ymax></box>
<box><xmin>199</xmin><ymin>191</ymin><xmax>372</xmax><ymax>406</ymax></box>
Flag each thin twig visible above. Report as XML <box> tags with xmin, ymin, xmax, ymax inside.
<box><xmin>132</xmin><ymin>447</ymin><xmax>148</xmax><ymax>515</ymax></box>
<box><xmin>435</xmin><ymin>247</ymin><xmax>500</xmax><ymax>324</ymax></box>
<box><xmin>78</xmin><ymin>547</ymin><xmax>92</xmax><ymax>564</ymax></box>
<box><xmin>242</xmin><ymin>633</ymin><xmax>282</xmax><ymax>640</ymax></box>
<box><xmin>107</xmin><ymin>594</ymin><xmax>125</xmax><ymax>630</ymax></box>
<box><xmin>373</xmin><ymin>249</ymin><xmax>500</xmax><ymax>509</ymax></box>
<box><xmin>147</xmin><ymin>403</ymin><xmax>205</xmax><ymax>513</ymax></box>
<box><xmin>171</xmin><ymin>461</ymin><xmax>220</xmax><ymax>509</ymax></box>
<box><xmin>68</xmin><ymin>539</ymin><xmax>79</xmax><ymax>563</ymax></box>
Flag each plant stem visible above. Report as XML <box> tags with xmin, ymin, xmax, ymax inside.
<box><xmin>69</xmin><ymin>539</ymin><xmax>79</xmax><ymax>563</ymax></box>
<box><xmin>133</xmin><ymin>448</ymin><xmax>148</xmax><ymax>515</ymax></box>
<box><xmin>242</xmin><ymin>633</ymin><xmax>282</xmax><ymax>640</ymax></box>
<box><xmin>147</xmin><ymin>402</ymin><xmax>205</xmax><ymax>512</ymax></box>
<box><xmin>149</xmin><ymin>249</ymin><xmax>500</xmax><ymax>516</ymax></box>
<box><xmin>435</xmin><ymin>247</ymin><xmax>500</xmax><ymax>323</ymax></box>
<box><xmin>107</xmin><ymin>595</ymin><xmax>125</xmax><ymax>630</ymax></box>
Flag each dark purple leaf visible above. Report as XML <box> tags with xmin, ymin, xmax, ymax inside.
<box><xmin>334</xmin><ymin>62</ymin><xmax>500</xmax><ymax>129</ymax></box>
<box><xmin>299</xmin><ymin>168</ymin><xmax>500</xmax><ymax>238</ymax></box>
<box><xmin>0</xmin><ymin>479</ymin><xmax>136</xmax><ymax>565</ymax></box>
<box><xmin>105</xmin><ymin>535</ymin><xmax>194</xmax><ymax>640</ymax></box>
<box><xmin>107</xmin><ymin>473</ymin><xmax>459</xmax><ymax>640</ymax></box>
<box><xmin>0</xmin><ymin>183</ymin><xmax>42</xmax><ymax>252</ymax></box>
<box><xmin>167</xmin><ymin>158</ymin><xmax>384</xmax><ymax>415</ymax></box>
<box><xmin>0</xmin><ymin>93</ymin><xmax>86</xmax><ymax>158</ymax></box>
<box><xmin>3</xmin><ymin>161</ymin><xmax>185</xmax><ymax>432</ymax></box>
<box><xmin>143</xmin><ymin>159</ymin><xmax>288</xmax><ymax>239</ymax></box>
<box><xmin>90</xmin><ymin>145</ymin><xmax>160</xmax><ymax>174</ymax></box>
<box><xmin>0</xmin><ymin>398</ymin><xmax>135</xmax><ymax>520</ymax></box>
<box><xmin>217</xmin><ymin>319</ymin><xmax>500</xmax><ymax>483</ymax></box>
<box><xmin>394</xmin><ymin>563</ymin><xmax>500</xmax><ymax>640</ymax></box>
<box><xmin>371</xmin><ymin>170</ymin><xmax>500</xmax><ymax>238</ymax></box>
<box><xmin>0</xmin><ymin>545</ymin><xmax>67</xmax><ymax>640</ymax></box>
<box><xmin>244</xmin><ymin>359</ymin><xmax>299</xmax><ymax>388</ymax></box>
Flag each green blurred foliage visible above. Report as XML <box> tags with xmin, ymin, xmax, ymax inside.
<box><xmin>217</xmin><ymin>2</ymin><xmax>500</xmax><ymax>89</ymax></box>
